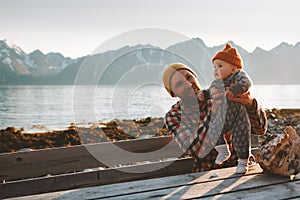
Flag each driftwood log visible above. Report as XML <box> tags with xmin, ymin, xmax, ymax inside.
<box><xmin>256</xmin><ymin>126</ymin><xmax>300</xmax><ymax>177</ymax></box>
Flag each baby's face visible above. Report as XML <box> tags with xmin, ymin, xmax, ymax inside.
<box><xmin>213</xmin><ymin>59</ymin><xmax>235</xmax><ymax>80</ymax></box>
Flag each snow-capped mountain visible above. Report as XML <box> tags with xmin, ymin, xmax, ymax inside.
<box><xmin>0</xmin><ymin>39</ymin><xmax>75</xmax><ymax>77</ymax></box>
<box><xmin>0</xmin><ymin>39</ymin><xmax>33</xmax><ymax>75</ymax></box>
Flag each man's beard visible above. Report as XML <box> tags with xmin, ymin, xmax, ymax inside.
<box><xmin>182</xmin><ymin>88</ymin><xmax>199</xmax><ymax>107</ymax></box>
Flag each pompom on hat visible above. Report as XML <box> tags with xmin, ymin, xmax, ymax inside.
<box><xmin>212</xmin><ymin>43</ymin><xmax>243</xmax><ymax>69</ymax></box>
<box><xmin>162</xmin><ymin>63</ymin><xmax>197</xmax><ymax>97</ymax></box>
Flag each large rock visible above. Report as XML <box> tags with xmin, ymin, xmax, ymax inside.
<box><xmin>256</xmin><ymin>126</ymin><xmax>300</xmax><ymax>176</ymax></box>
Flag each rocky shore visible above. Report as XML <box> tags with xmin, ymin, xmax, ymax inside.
<box><xmin>0</xmin><ymin>109</ymin><xmax>299</xmax><ymax>154</ymax></box>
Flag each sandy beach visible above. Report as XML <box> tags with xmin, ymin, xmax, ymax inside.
<box><xmin>0</xmin><ymin>109</ymin><xmax>299</xmax><ymax>154</ymax></box>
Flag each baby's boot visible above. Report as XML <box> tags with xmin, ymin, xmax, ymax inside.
<box><xmin>215</xmin><ymin>144</ymin><xmax>231</xmax><ymax>165</ymax></box>
<box><xmin>236</xmin><ymin>159</ymin><xmax>248</xmax><ymax>174</ymax></box>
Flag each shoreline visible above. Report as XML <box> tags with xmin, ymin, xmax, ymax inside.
<box><xmin>0</xmin><ymin>108</ymin><xmax>299</xmax><ymax>154</ymax></box>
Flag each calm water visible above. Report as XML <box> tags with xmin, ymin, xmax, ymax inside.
<box><xmin>0</xmin><ymin>85</ymin><xmax>299</xmax><ymax>130</ymax></box>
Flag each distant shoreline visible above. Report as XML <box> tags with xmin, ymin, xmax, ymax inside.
<box><xmin>0</xmin><ymin>108</ymin><xmax>299</xmax><ymax>154</ymax></box>
<box><xmin>1</xmin><ymin>108</ymin><xmax>300</xmax><ymax>131</ymax></box>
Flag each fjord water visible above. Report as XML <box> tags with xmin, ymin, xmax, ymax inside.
<box><xmin>0</xmin><ymin>85</ymin><xmax>299</xmax><ymax>130</ymax></box>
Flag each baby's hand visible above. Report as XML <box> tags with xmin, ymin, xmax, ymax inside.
<box><xmin>227</xmin><ymin>91</ymin><xmax>253</xmax><ymax>107</ymax></box>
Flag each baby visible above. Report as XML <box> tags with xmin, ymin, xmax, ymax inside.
<box><xmin>200</xmin><ymin>43</ymin><xmax>252</xmax><ymax>173</ymax></box>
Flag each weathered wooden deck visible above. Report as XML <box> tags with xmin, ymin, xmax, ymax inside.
<box><xmin>6</xmin><ymin>164</ymin><xmax>300</xmax><ymax>200</ymax></box>
<box><xmin>0</xmin><ymin>136</ymin><xmax>191</xmax><ymax>199</ymax></box>
<box><xmin>1</xmin><ymin>135</ymin><xmax>299</xmax><ymax>199</ymax></box>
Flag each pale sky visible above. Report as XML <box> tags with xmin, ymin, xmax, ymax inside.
<box><xmin>1</xmin><ymin>0</ymin><xmax>300</xmax><ymax>58</ymax></box>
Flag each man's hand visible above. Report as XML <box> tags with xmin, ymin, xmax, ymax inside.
<box><xmin>225</xmin><ymin>88</ymin><xmax>234</xmax><ymax>99</ymax></box>
<box><xmin>210</xmin><ymin>87</ymin><xmax>254</xmax><ymax>113</ymax></box>
<box><xmin>227</xmin><ymin>91</ymin><xmax>254</xmax><ymax>107</ymax></box>
<box><xmin>210</xmin><ymin>87</ymin><xmax>224</xmax><ymax>114</ymax></box>
<box><xmin>197</xmin><ymin>90</ymin><xmax>206</xmax><ymax>101</ymax></box>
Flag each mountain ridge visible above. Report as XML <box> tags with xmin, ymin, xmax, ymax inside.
<box><xmin>0</xmin><ymin>38</ymin><xmax>299</xmax><ymax>85</ymax></box>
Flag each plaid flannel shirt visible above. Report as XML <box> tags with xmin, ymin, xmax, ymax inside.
<box><xmin>165</xmin><ymin>98</ymin><xmax>267</xmax><ymax>172</ymax></box>
<box><xmin>165</xmin><ymin>100</ymin><xmax>212</xmax><ymax>158</ymax></box>
<box><xmin>247</xmin><ymin>98</ymin><xmax>268</xmax><ymax>135</ymax></box>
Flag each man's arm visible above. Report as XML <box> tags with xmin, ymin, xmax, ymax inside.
<box><xmin>246</xmin><ymin>98</ymin><xmax>268</xmax><ymax>135</ymax></box>
<box><xmin>164</xmin><ymin>102</ymin><xmax>213</xmax><ymax>158</ymax></box>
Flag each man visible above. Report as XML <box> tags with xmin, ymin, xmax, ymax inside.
<box><xmin>162</xmin><ymin>62</ymin><xmax>267</xmax><ymax>172</ymax></box>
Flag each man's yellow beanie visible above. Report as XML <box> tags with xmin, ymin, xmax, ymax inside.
<box><xmin>162</xmin><ymin>63</ymin><xmax>197</xmax><ymax>97</ymax></box>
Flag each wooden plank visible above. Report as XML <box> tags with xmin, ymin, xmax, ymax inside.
<box><xmin>7</xmin><ymin>166</ymin><xmax>300</xmax><ymax>200</ymax></box>
<box><xmin>101</xmin><ymin>174</ymin><xmax>296</xmax><ymax>200</ymax></box>
<box><xmin>80</xmin><ymin>167</ymin><xmax>291</xmax><ymax>200</ymax></box>
<box><xmin>83</xmin><ymin>164</ymin><xmax>265</xmax><ymax>200</ymax></box>
<box><xmin>0</xmin><ymin>135</ymin><xmax>259</xmax><ymax>182</ymax></box>
<box><xmin>0</xmin><ymin>136</ymin><xmax>182</xmax><ymax>181</ymax></box>
<box><xmin>203</xmin><ymin>180</ymin><xmax>300</xmax><ymax>199</ymax></box>
<box><xmin>7</xmin><ymin>164</ymin><xmax>263</xmax><ymax>200</ymax></box>
<box><xmin>160</xmin><ymin>172</ymin><xmax>291</xmax><ymax>199</ymax></box>
<box><xmin>0</xmin><ymin>157</ymin><xmax>193</xmax><ymax>199</ymax></box>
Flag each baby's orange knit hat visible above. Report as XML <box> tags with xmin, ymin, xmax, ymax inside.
<box><xmin>212</xmin><ymin>43</ymin><xmax>243</xmax><ymax>69</ymax></box>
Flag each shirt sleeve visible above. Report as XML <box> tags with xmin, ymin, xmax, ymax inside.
<box><xmin>246</xmin><ymin>98</ymin><xmax>268</xmax><ymax>135</ymax></box>
<box><xmin>164</xmin><ymin>102</ymin><xmax>212</xmax><ymax>158</ymax></box>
